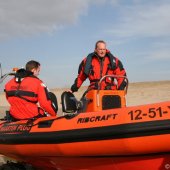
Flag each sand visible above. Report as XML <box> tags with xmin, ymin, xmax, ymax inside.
<box><xmin>1</xmin><ymin>80</ymin><xmax>170</xmax><ymax>118</ymax></box>
<box><xmin>0</xmin><ymin>80</ymin><xmax>170</xmax><ymax>164</ymax></box>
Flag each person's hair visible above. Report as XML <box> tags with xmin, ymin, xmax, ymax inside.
<box><xmin>25</xmin><ymin>60</ymin><xmax>40</xmax><ymax>71</ymax></box>
<box><xmin>95</xmin><ymin>40</ymin><xmax>106</xmax><ymax>49</ymax></box>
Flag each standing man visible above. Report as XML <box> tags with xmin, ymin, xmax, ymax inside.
<box><xmin>70</xmin><ymin>40</ymin><xmax>127</xmax><ymax>92</ymax></box>
<box><xmin>5</xmin><ymin>60</ymin><xmax>57</xmax><ymax>120</ymax></box>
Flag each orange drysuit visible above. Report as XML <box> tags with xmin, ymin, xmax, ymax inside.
<box><xmin>5</xmin><ymin>69</ymin><xmax>57</xmax><ymax>120</ymax></box>
<box><xmin>71</xmin><ymin>51</ymin><xmax>127</xmax><ymax>92</ymax></box>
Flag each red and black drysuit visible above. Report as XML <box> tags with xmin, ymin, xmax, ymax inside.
<box><xmin>5</xmin><ymin>69</ymin><xmax>57</xmax><ymax>120</ymax></box>
<box><xmin>71</xmin><ymin>51</ymin><xmax>127</xmax><ymax>92</ymax></box>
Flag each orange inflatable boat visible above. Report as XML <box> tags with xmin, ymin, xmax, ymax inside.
<box><xmin>0</xmin><ymin>73</ymin><xmax>170</xmax><ymax>170</ymax></box>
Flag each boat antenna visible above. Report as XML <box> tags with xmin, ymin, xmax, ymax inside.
<box><xmin>0</xmin><ymin>63</ymin><xmax>2</xmax><ymax>78</ymax></box>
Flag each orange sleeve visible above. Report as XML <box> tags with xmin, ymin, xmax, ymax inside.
<box><xmin>71</xmin><ymin>58</ymin><xmax>87</xmax><ymax>92</ymax></box>
<box><xmin>114</xmin><ymin>58</ymin><xmax>127</xmax><ymax>90</ymax></box>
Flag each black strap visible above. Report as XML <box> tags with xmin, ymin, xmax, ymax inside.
<box><xmin>6</xmin><ymin>90</ymin><xmax>38</xmax><ymax>103</ymax></box>
<box><xmin>84</xmin><ymin>53</ymin><xmax>94</xmax><ymax>75</ymax></box>
<box><xmin>107</xmin><ymin>52</ymin><xmax>117</xmax><ymax>70</ymax></box>
<box><xmin>90</xmin><ymin>79</ymin><xmax>100</xmax><ymax>83</ymax></box>
<box><xmin>6</xmin><ymin>90</ymin><xmax>38</xmax><ymax>97</ymax></box>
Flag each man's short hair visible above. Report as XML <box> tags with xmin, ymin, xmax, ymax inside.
<box><xmin>95</xmin><ymin>40</ymin><xmax>106</xmax><ymax>49</ymax></box>
<box><xmin>25</xmin><ymin>60</ymin><xmax>40</xmax><ymax>71</ymax></box>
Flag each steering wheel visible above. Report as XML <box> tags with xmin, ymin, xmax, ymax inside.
<box><xmin>81</xmin><ymin>75</ymin><xmax>128</xmax><ymax>100</ymax></box>
<box><xmin>97</xmin><ymin>75</ymin><xmax>128</xmax><ymax>94</ymax></box>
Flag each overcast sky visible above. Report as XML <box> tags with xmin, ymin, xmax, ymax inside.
<box><xmin>0</xmin><ymin>0</ymin><xmax>170</xmax><ymax>90</ymax></box>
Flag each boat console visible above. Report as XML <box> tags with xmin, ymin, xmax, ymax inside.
<box><xmin>61</xmin><ymin>75</ymin><xmax>128</xmax><ymax>113</ymax></box>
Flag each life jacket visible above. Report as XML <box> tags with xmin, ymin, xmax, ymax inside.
<box><xmin>84</xmin><ymin>52</ymin><xmax>117</xmax><ymax>76</ymax></box>
<box><xmin>5</xmin><ymin>69</ymin><xmax>38</xmax><ymax>103</ymax></box>
<box><xmin>71</xmin><ymin>51</ymin><xmax>127</xmax><ymax>92</ymax></box>
<box><xmin>5</xmin><ymin>68</ymin><xmax>57</xmax><ymax>119</ymax></box>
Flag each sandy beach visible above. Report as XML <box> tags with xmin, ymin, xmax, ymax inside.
<box><xmin>0</xmin><ymin>80</ymin><xmax>170</xmax><ymax>164</ymax></box>
<box><xmin>1</xmin><ymin>80</ymin><xmax>170</xmax><ymax>118</ymax></box>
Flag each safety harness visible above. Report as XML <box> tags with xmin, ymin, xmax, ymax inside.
<box><xmin>5</xmin><ymin>69</ymin><xmax>38</xmax><ymax>103</ymax></box>
<box><xmin>84</xmin><ymin>52</ymin><xmax>117</xmax><ymax>76</ymax></box>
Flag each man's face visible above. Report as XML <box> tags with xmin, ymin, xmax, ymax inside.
<box><xmin>32</xmin><ymin>66</ymin><xmax>40</xmax><ymax>77</ymax></box>
<box><xmin>95</xmin><ymin>42</ymin><xmax>107</xmax><ymax>58</ymax></box>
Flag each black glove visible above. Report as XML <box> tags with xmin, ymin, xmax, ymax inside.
<box><xmin>71</xmin><ymin>84</ymin><xmax>78</xmax><ymax>93</ymax></box>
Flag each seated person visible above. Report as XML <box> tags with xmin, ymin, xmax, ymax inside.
<box><xmin>4</xmin><ymin>60</ymin><xmax>57</xmax><ymax>120</ymax></box>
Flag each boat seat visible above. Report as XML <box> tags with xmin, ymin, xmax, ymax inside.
<box><xmin>49</xmin><ymin>92</ymin><xmax>58</xmax><ymax>112</ymax></box>
<box><xmin>61</xmin><ymin>91</ymin><xmax>78</xmax><ymax>113</ymax></box>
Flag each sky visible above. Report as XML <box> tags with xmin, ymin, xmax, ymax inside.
<box><xmin>0</xmin><ymin>0</ymin><xmax>170</xmax><ymax>90</ymax></box>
